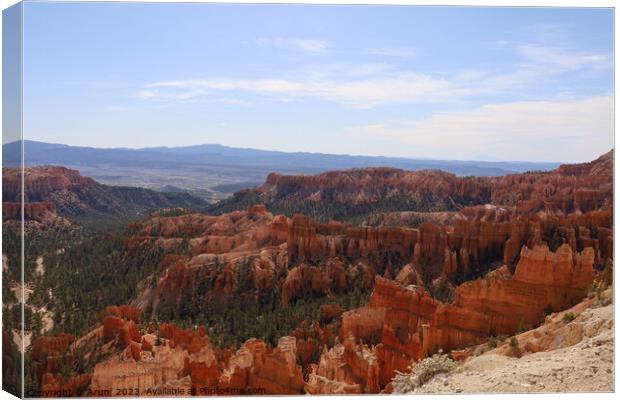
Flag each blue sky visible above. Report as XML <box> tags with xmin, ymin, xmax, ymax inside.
<box><xmin>22</xmin><ymin>3</ymin><xmax>613</xmax><ymax>162</ymax></box>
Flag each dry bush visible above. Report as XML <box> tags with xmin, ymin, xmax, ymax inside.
<box><xmin>392</xmin><ymin>350</ymin><xmax>457</xmax><ymax>393</ymax></box>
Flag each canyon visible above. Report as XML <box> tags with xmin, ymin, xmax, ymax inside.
<box><xmin>4</xmin><ymin>150</ymin><xmax>613</xmax><ymax>396</ymax></box>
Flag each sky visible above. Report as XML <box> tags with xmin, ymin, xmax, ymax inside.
<box><xmin>20</xmin><ymin>3</ymin><xmax>614</xmax><ymax>162</ymax></box>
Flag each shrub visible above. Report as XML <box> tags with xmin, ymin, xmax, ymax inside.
<box><xmin>508</xmin><ymin>336</ymin><xmax>522</xmax><ymax>358</ymax></box>
<box><xmin>562</xmin><ymin>312</ymin><xmax>576</xmax><ymax>323</ymax></box>
<box><xmin>392</xmin><ymin>350</ymin><xmax>457</xmax><ymax>393</ymax></box>
<box><xmin>487</xmin><ymin>336</ymin><xmax>498</xmax><ymax>349</ymax></box>
<box><xmin>588</xmin><ymin>281</ymin><xmax>601</xmax><ymax>299</ymax></box>
<box><xmin>509</xmin><ymin>336</ymin><xmax>518</xmax><ymax>348</ymax></box>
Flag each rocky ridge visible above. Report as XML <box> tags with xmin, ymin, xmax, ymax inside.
<box><xmin>2</xmin><ymin>166</ymin><xmax>207</xmax><ymax>224</ymax></box>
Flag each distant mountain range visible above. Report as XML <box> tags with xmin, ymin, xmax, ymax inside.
<box><xmin>2</xmin><ymin>140</ymin><xmax>560</xmax><ymax>202</ymax></box>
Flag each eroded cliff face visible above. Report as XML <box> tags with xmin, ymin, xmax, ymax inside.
<box><xmin>1</xmin><ymin>166</ymin><xmax>206</xmax><ymax>224</ymax></box>
<box><xmin>212</xmin><ymin>150</ymin><xmax>612</xmax><ymax>223</ymax></box>
<box><xmin>128</xmin><ymin>206</ymin><xmax>290</xmax><ymax>313</ymax></box>
<box><xmin>308</xmin><ymin>243</ymin><xmax>596</xmax><ymax>392</ymax></box>
<box><xmin>261</xmin><ymin>168</ymin><xmax>492</xmax><ymax>209</ymax></box>
<box><xmin>488</xmin><ymin>151</ymin><xmax>613</xmax><ymax>214</ymax></box>
<box><xmin>287</xmin><ymin>209</ymin><xmax>610</xmax><ymax>284</ymax></box>
<box><xmin>123</xmin><ymin>149</ymin><xmax>614</xmax><ymax>319</ymax></box>
<box><xmin>2</xmin><ymin>166</ymin><xmax>96</xmax><ymax>203</ymax></box>
<box><xmin>2</xmin><ymin>202</ymin><xmax>58</xmax><ymax>222</ymax></box>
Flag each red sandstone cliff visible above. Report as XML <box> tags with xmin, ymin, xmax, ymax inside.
<box><xmin>308</xmin><ymin>243</ymin><xmax>596</xmax><ymax>391</ymax></box>
<box><xmin>2</xmin><ymin>166</ymin><xmax>95</xmax><ymax>203</ymax></box>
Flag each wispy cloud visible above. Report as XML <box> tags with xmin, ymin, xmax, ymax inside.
<box><xmin>135</xmin><ymin>88</ymin><xmax>210</xmax><ymax>101</ymax></box>
<box><xmin>363</xmin><ymin>47</ymin><xmax>418</xmax><ymax>57</ymax></box>
<box><xmin>516</xmin><ymin>44</ymin><xmax>611</xmax><ymax>70</ymax></box>
<box><xmin>134</xmin><ymin>39</ymin><xmax>611</xmax><ymax>109</ymax></box>
<box><xmin>349</xmin><ymin>95</ymin><xmax>613</xmax><ymax>162</ymax></box>
<box><xmin>138</xmin><ymin>74</ymin><xmax>456</xmax><ymax>108</ymax></box>
<box><xmin>256</xmin><ymin>37</ymin><xmax>328</xmax><ymax>53</ymax></box>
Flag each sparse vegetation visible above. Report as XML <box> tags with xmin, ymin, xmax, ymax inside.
<box><xmin>562</xmin><ymin>312</ymin><xmax>576</xmax><ymax>323</ymax></box>
<box><xmin>510</xmin><ymin>336</ymin><xmax>519</xmax><ymax>348</ymax></box>
<box><xmin>542</xmin><ymin>224</ymin><xmax>566</xmax><ymax>252</ymax></box>
<box><xmin>507</xmin><ymin>336</ymin><xmax>522</xmax><ymax>358</ymax></box>
<box><xmin>428</xmin><ymin>277</ymin><xmax>454</xmax><ymax>303</ymax></box>
<box><xmin>392</xmin><ymin>350</ymin><xmax>457</xmax><ymax>393</ymax></box>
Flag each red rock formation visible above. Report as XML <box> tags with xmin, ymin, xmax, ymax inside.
<box><xmin>305</xmin><ymin>343</ymin><xmax>363</xmax><ymax>394</ymax></box>
<box><xmin>489</xmin><ymin>150</ymin><xmax>613</xmax><ymax>214</ymax></box>
<box><xmin>2</xmin><ymin>201</ymin><xmax>57</xmax><ymax>222</ymax></box>
<box><xmin>247</xmin><ymin>336</ymin><xmax>305</xmax><ymax>394</ymax></box>
<box><xmin>128</xmin><ymin>206</ymin><xmax>290</xmax><ymax>313</ymax></box>
<box><xmin>127</xmin><ymin>153</ymin><xmax>612</xmax><ymax>319</ymax></box>
<box><xmin>41</xmin><ymin>373</ymin><xmax>91</xmax><ymax>397</ymax></box>
<box><xmin>30</xmin><ymin>334</ymin><xmax>88</xmax><ymax>396</ymax></box>
<box><xmin>105</xmin><ymin>305</ymin><xmax>141</xmax><ymax>324</ymax></box>
<box><xmin>3</xmin><ymin>166</ymin><xmax>95</xmax><ymax>203</ymax></box>
<box><xmin>314</xmin><ymin>243</ymin><xmax>596</xmax><ymax>391</ymax></box>
<box><xmin>320</xmin><ymin>304</ymin><xmax>343</xmax><ymax>323</ymax></box>
<box><xmin>233</xmin><ymin>151</ymin><xmax>613</xmax><ymax>224</ymax></box>
<box><xmin>102</xmin><ymin>317</ymin><xmax>141</xmax><ymax>348</ymax></box>
<box><xmin>89</xmin><ymin>323</ymin><xmax>215</xmax><ymax>396</ymax></box>
<box><xmin>90</xmin><ymin>348</ymin><xmax>190</xmax><ymax>396</ymax></box>
<box><xmin>261</xmin><ymin>168</ymin><xmax>492</xmax><ymax>211</ymax></box>
<box><xmin>281</xmin><ymin>264</ymin><xmax>330</xmax><ymax>305</ymax></box>
<box><xmin>212</xmin><ymin>336</ymin><xmax>305</xmax><ymax>394</ymax></box>
<box><xmin>287</xmin><ymin>214</ymin><xmax>418</xmax><ymax>266</ymax></box>
<box><xmin>428</xmin><ymin>243</ymin><xmax>594</xmax><ymax>354</ymax></box>
<box><xmin>159</xmin><ymin>323</ymin><xmax>211</xmax><ymax>354</ymax></box>
<box><xmin>292</xmin><ymin>321</ymin><xmax>333</xmax><ymax>366</ymax></box>
<box><xmin>31</xmin><ymin>334</ymin><xmax>76</xmax><ymax>363</ymax></box>
<box><xmin>305</xmin><ymin>338</ymin><xmax>380</xmax><ymax>394</ymax></box>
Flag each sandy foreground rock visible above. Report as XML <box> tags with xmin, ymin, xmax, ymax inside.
<box><xmin>411</xmin><ymin>294</ymin><xmax>613</xmax><ymax>394</ymax></box>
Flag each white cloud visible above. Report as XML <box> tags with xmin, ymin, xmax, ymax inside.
<box><xmin>516</xmin><ymin>44</ymin><xmax>611</xmax><ymax>70</ymax></box>
<box><xmin>256</xmin><ymin>37</ymin><xmax>328</xmax><ymax>53</ymax></box>
<box><xmin>363</xmin><ymin>47</ymin><xmax>418</xmax><ymax>57</ymax></box>
<box><xmin>135</xmin><ymin>88</ymin><xmax>211</xmax><ymax>101</ymax></box>
<box><xmin>135</xmin><ymin>40</ymin><xmax>611</xmax><ymax>109</ymax></box>
<box><xmin>350</xmin><ymin>95</ymin><xmax>613</xmax><ymax>162</ymax></box>
<box><xmin>135</xmin><ymin>90</ymin><xmax>157</xmax><ymax>99</ymax></box>
<box><xmin>140</xmin><ymin>74</ymin><xmax>457</xmax><ymax>108</ymax></box>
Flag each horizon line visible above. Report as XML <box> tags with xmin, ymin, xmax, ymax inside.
<box><xmin>2</xmin><ymin>139</ymin><xmax>570</xmax><ymax>165</ymax></box>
